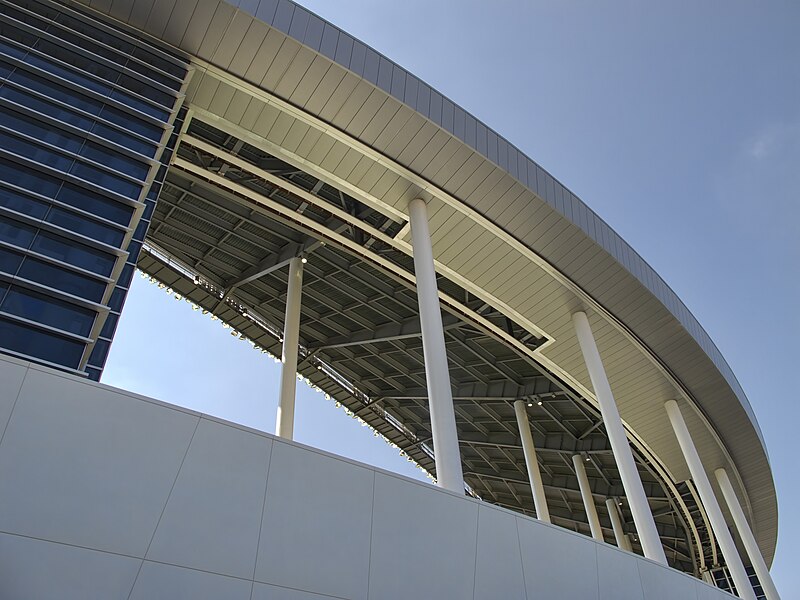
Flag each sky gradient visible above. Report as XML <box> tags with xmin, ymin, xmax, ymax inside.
<box><xmin>104</xmin><ymin>1</ymin><xmax>799</xmax><ymax>595</ymax></box>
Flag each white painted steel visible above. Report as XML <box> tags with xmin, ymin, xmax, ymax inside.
<box><xmin>572</xmin><ymin>311</ymin><xmax>668</xmax><ymax>565</ymax></box>
<box><xmin>664</xmin><ymin>400</ymin><xmax>756</xmax><ymax>600</ymax></box>
<box><xmin>275</xmin><ymin>257</ymin><xmax>303</xmax><ymax>440</ymax></box>
<box><xmin>606</xmin><ymin>498</ymin><xmax>632</xmax><ymax>551</ymax></box>
<box><xmin>715</xmin><ymin>468</ymin><xmax>780</xmax><ymax>600</ymax></box>
<box><xmin>513</xmin><ymin>400</ymin><xmax>551</xmax><ymax>523</ymax></box>
<box><xmin>573</xmin><ymin>454</ymin><xmax>603</xmax><ymax>541</ymax></box>
<box><xmin>408</xmin><ymin>198</ymin><xmax>464</xmax><ymax>493</ymax></box>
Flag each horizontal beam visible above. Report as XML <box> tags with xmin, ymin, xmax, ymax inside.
<box><xmin>308</xmin><ymin>313</ymin><xmax>462</xmax><ymax>351</ymax></box>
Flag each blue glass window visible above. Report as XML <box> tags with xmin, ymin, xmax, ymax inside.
<box><xmin>0</xmin><ymin>214</ymin><xmax>36</xmax><ymax>249</ymax></box>
<box><xmin>45</xmin><ymin>207</ymin><xmax>126</xmax><ymax>247</ymax></box>
<box><xmin>99</xmin><ymin>312</ymin><xmax>118</xmax><ymax>338</ymax></box>
<box><xmin>80</xmin><ymin>142</ymin><xmax>150</xmax><ymax>180</ymax></box>
<box><xmin>25</xmin><ymin>53</ymin><xmax>110</xmax><ymax>95</ymax></box>
<box><xmin>87</xmin><ymin>337</ymin><xmax>110</xmax><ymax>367</ymax></box>
<box><xmin>0</xmin><ymin>158</ymin><xmax>61</xmax><ymax>198</ymax></box>
<box><xmin>17</xmin><ymin>257</ymin><xmax>106</xmax><ymax>303</ymax></box>
<box><xmin>0</xmin><ymin>130</ymin><xmax>73</xmax><ymax>171</ymax></box>
<box><xmin>8</xmin><ymin>69</ymin><xmax>104</xmax><ymax>115</ymax></box>
<box><xmin>70</xmin><ymin>161</ymin><xmax>141</xmax><ymax>199</ymax></box>
<box><xmin>0</xmin><ymin>186</ymin><xmax>49</xmax><ymax>219</ymax></box>
<box><xmin>0</xmin><ymin>107</ymin><xmax>84</xmax><ymax>151</ymax></box>
<box><xmin>57</xmin><ymin>183</ymin><xmax>133</xmax><ymax>225</ymax></box>
<box><xmin>0</xmin><ymin>316</ymin><xmax>85</xmax><ymax>368</ymax></box>
<box><xmin>31</xmin><ymin>231</ymin><xmax>117</xmax><ymax>276</ymax></box>
<box><xmin>0</xmin><ymin>84</ymin><xmax>94</xmax><ymax>129</ymax></box>
<box><xmin>0</xmin><ymin>246</ymin><xmax>24</xmax><ymax>275</ymax></box>
<box><xmin>1</xmin><ymin>285</ymin><xmax>95</xmax><ymax>337</ymax></box>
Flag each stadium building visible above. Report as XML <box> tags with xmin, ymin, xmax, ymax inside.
<box><xmin>0</xmin><ymin>0</ymin><xmax>781</xmax><ymax>598</ymax></box>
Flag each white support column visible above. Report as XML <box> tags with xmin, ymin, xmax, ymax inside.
<box><xmin>275</xmin><ymin>257</ymin><xmax>303</xmax><ymax>440</ymax></box>
<box><xmin>513</xmin><ymin>400</ymin><xmax>550</xmax><ymax>523</ymax></box>
<box><xmin>572</xmin><ymin>311</ymin><xmax>667</xmax><ymax>564</ymax></box>
<box><xmin>408</xmin><ymin>198</ymin><xmax>464</xmax><ymax>493</ymax></box>
<box><xmin>665</xmin><ymin>400</ymin><xmax>757</xmax><ymax>600</ymax></box>
<box><xmin>605</xmin><ymin>498</ymin><xmax>632</xmax><ymax>551</ymax></box>
<box><xmin>715</xmin><ymin>468</ymin><xmax>780</xmax><ymax>600</ymax></box>
<box><xmin>573</xmin><ymin>454</ymin><xmax>604</xmax><ymax>541</ymax></box>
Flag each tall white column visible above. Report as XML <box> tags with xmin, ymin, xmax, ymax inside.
<box><xmin>573</xmin><ymin>454</ymin><xmax>604</xmax><ymax>541</ymax></box>
<box><xmin>664</xmin><ymin>400</ymin><xmax>756</xmax><ymax>600</ymax></box>
<box><xmin>605</xmin><ymin>498</ymin><xmax>632</xmax><ymax>551</ymax></box>
<box><xmin>513</xmin><ymin>400</ymin><xmax>550</xmax><ymax>523</ymax></box>
<box><xmin>408</xmin><ymin>198</ymin><xmax>464</xmax><ymax>493</ymax></box>
<box><xmin>572</xmin><ymin>311</ymin><xmax>667</xmax><ymax>564</ymax></box>
<box><xmin>275</xmin><ymin>257</ymin><xmax>303</xmax><ymax>440</ymax></box>
<box><xmin>715</xmin><ymin>468</ymin><xmax>780</xmax><ymax>600</ymax></box>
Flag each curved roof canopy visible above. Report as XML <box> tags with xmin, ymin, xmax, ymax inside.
<box><xmin>73</xmin><ymin>0</ymin><xmax>777</xmax><ymax>570</ymax></box>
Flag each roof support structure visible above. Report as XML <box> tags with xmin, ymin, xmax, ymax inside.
<box><xmin>665</xmin><ymin>400</ymin><xmax>756</xmax><ymax>600</ymax></box>
<box><xmin>573</xmin><ymin>311</ymin><xmax>668</xmax><ymax>565</ymax></box>
<box><xmin>408</xmin><ymin>198</ymin><xmax>464</xmax><ymax>494</ymax></box>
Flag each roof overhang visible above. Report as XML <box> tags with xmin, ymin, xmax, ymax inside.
<box><xmin>73</xmin><ymin>0</ymin><xmax>777</xmax><ymax>564</ymax></box>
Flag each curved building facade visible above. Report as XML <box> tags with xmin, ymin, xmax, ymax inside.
<box><xmin>0</xmin><ymin>0</ymin><xmax>780</xmax><ymax>598</ymax></box>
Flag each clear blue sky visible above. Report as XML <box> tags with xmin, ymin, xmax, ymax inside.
<box><xmin>103</xmin><ymin>1</ymin><xmax>799</xmax><ymax>595</ymax></box>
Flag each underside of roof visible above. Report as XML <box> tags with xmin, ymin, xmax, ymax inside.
<box><xmin>69</xmin><ymin>0</ymin><xmax>777</xmax><ymax>574</ymax></box>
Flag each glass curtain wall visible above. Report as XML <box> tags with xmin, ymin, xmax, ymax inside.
<box><xmin>0</xmin><ymin>0</ymin><xmax>188</xmax><ymax>379</ymax></box>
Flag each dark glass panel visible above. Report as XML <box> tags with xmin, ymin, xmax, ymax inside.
<box><xmin>70</xmin><ymin>162</ymin><xmax>141</xmax><ymax>199</ymax></box>
<box><xmin>108</xmin><ymin>286</ymin><xmax>124</xmax><ymax>311</ymax></box>
<box><xmin>0</xmin><ymin>84</ymin><xmax>94</xmax><ymax>129</ymax></box>
<box><xmin>57</xmin><ymin>183</ymin><xmax>133</xmax><ymax>225</ymax></box>
<box><xmin>0</xmin><ymin>186</ymin><xmax>49</xmax><ymax>219</ymax></box>
<box><xmin>0</xmin><ymin>214</ymin><xmax>36</xmax><ymax>249</ymax></box>
<box><xmin>25</xmin><ymin>53</ymin><xmax>110</xmax><ymax>95</ymax></box>
<box><xmin>8</xmin><ymin>68</ymin><xmax>103</xmax><ymax>115</ymax></box>
<box><xmin>0</xmin><ymin>21</ymin><xmax>37</xmax><ymax>50</ymax></box>
<box><xmin>117</xmin><ymin>262</ymin><xmax>134</xmax><ymax>289</ymax></box>
<box><xmin>0</xmin><ymin>316</ymin><xmax>84</xmax><ymax>368</ymax></box>
<box><xmin>45</xmin><ymin>207</ymin><xmax>126</xmax><ymax>247</ymax></box>
<box><xmin>86</xmin><ymin>337</ymin><xmax>110</xmax><ymax>367</ymax></box>
<box><xmin>0</xmin><ymin>107</ymin><xmax>83</xmax><ymax>151</ymax></box>
<box><xmin>91</xmin><ymin>122</ymin><xmax>157</xmax><ymax>157</ymax></box>
<box><xmin>1</xmin><ymin>285</ymin><xmax>95</xmax><ymax>336</ymax></box>
<box><xmin>99</xmin><ymin>104</ymin><xmax>162</xmax><ymax>141</ymax></box>
<box><xmin>31</xmin><ymin>231</ymin><xmax>117</xmax><ymax>276</ymax></box>
<box><xmin>0</xmin><ymin>38</ymin><xmax>28</xmax><ymax>60</ymax></box>
<box><xmin>0</xmin><ymin>58</ymin><xmax>13</xmax><ymax>78</ymax></box>
<box><xmin>109</xmin><ymin>88</ymin><xmax>169</xmax><ymax>121</ymax></box>
<box><xmin>99</xmin><ymin>311</ymin><xmax>118</xmax><ymax>339</ymax></box>
<box><xmin>80</xmin><ymin>142</ymin><xmax>150</xmax><ymax>180</ymax></box>
<box><xmin>0</xmin><ymin>246</ymin><xmax>24</xmax><ymax>275</ymax></box>
<box><xmin>0</xmin><ymin>158</ymin><xmax>61</xmax><ymax>197</ymax></box>
<box><xmin>18</xmin><ymin>257</ymin><xmax>106</xmax><ymax>303</ymax></box>
<box><xmin>0</xmin><ymin>130</ymin><xmax>74</xmax><ymax>171</ymax></box>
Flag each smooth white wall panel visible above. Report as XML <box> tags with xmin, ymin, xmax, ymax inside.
<box><xmin>0</xmin><ymin>367</ymin><xmax>198</xmax><ymax>556</ymax></box>
<box><xmin>0</xmin><ymin>356</ymin><xmax>738</xmax><ymax>600</ymax></box>
<box><xmin>473</xmin><ymin>504</ymin><xmax>527</xmax><ymax>600</ymax></box>
<box><xmin>252</xmin><ymin>582</ymin><xmax>339</xmax><ymax>600</ymax></box>
<box><xmin>518</xmin><ymin>516</ymin><xmax>600</xmax><ymax>599</ymax></box>
<box><xmin>0</xmin><ymin>355</ymin><xmax>27</xmax><ymax>441</ymax></box>
<box><xmin>696</xmin><ymin>580</ymin><xmax>736</xmax><ymax>600</ymax></box>
<box><xmin>0</xmin><ymin>533</ymin><xmax>140</xmax><ymax>600</ymax></box>
<box><xmin>368</xmin><ymin>472</ymin><xmax>479</xmax><ymax>600</ymax></box>
<box><xmin>147</xmin><ymin>417</ymin><xmax>273</xmax><ymax>579</ymax></box>
<box><xmin>256</xmin><ymin>440</ymin><xmax>374</xmax><ymax>600</ymax></box>
<box><xmin>129</xmin><ymin>561</ymin><xmax>252</xmax><ymax>600</ymax></box>
<box><xmin>638</xmin><ymin>559</ymin><xmax>699</xmax><ymax>600</ymax></box>
<box><xmin>596</xmin><ymin>543</ymin><xmax>645</xmax><ymax>600</ymax></box>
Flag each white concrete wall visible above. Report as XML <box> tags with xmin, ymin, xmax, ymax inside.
<box><xmin>0</xmin><ymin>354</ymin><xmax>734</xmax><ymax>600</ymax></box>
